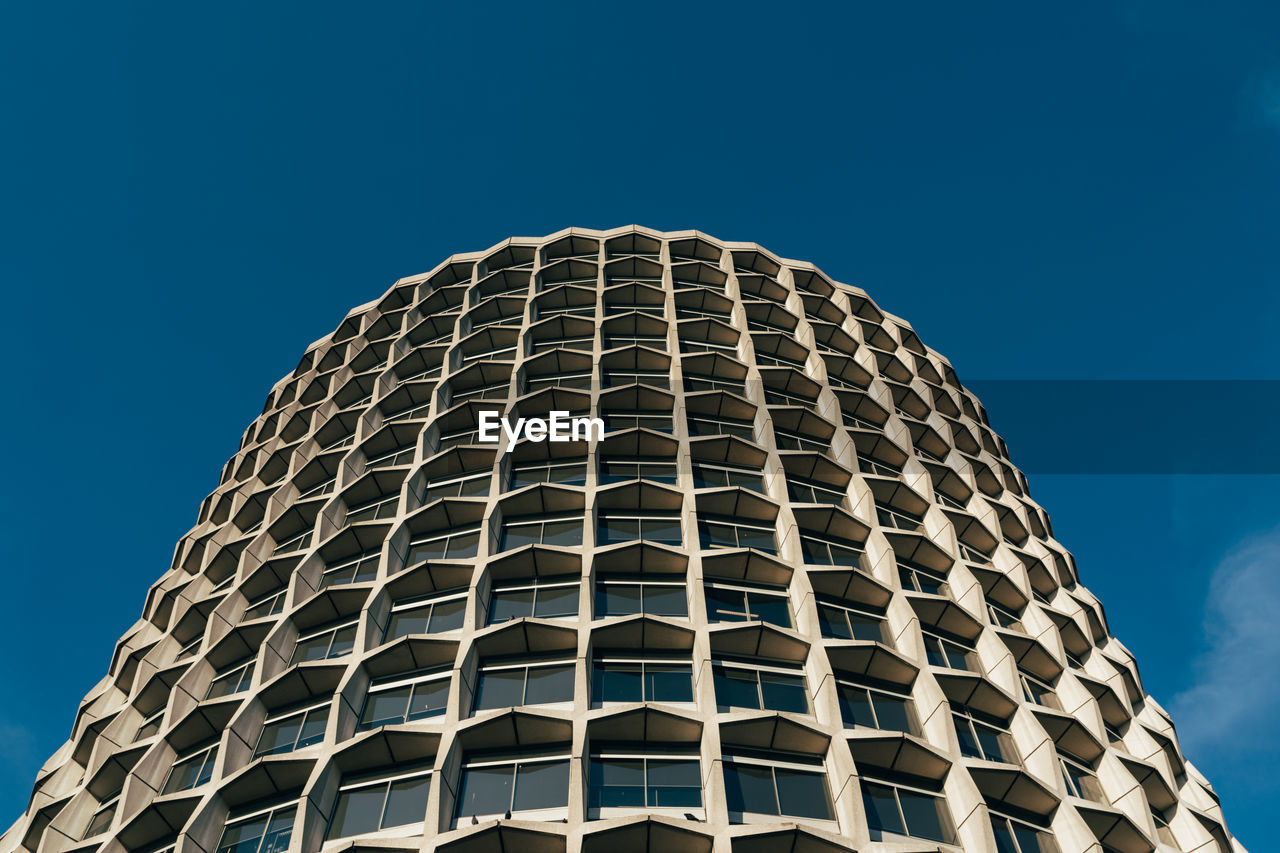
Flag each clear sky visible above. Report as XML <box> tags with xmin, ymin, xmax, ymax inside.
<box><xmin>1</xmin><ymin>1</ymin><xmax>1276</xmax><ymax>846</ymax></box>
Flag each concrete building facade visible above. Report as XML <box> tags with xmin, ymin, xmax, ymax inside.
<box><xmin>1</xmin><ymin>227</ymin><xmax>1242</xmax><ymax>853</ymax></box>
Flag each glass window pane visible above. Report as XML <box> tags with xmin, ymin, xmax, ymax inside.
<box><xmin>641</xmin><ymin>518</ymin><xmax>681</xmax><ymax>543</ymax></box>
<box><xmin>542</xmin><ymin>520</ymin><xmax>583</xmax><ymax>546</ymax></box>
<box><xmin>646</xmin><ymin>665</ymin><xmax>693</xmax><ymax>702</ymax></box>
<box><xmin>524</xmin><ymin>664</ymin><xmax>574</xmax><ymax>704</ymax></box>
<box><xmin>597</xmin><ymin>664</ymin><xmax>643</xmax><ymax>702</ymax></box>
<box><xmin>862</xmin><ymin>782</ymin><xmax>905</xmax><ymax>836</ymax></box>
<box><xmin>600</xmin><ymin>585</ymin><xmax>642</xmax><ymax>617</ymax></box>
<box><xmin>760</xmin><ymin>672</ymin><xmax>808</xmax><ymax>713</ymax></box>
<box><xmin>898</xmin><ymin>788</ymin><xmax>951</xmax><ymax>843</ymax></box>
<box><xmin>260</xmin><ymin>810</ymin><xmax>294</xmax><ymax>853</ymax></box>
<box><xmin>818</xmin><ymin>605</ymin><xmax>852</xmax><ymax>639</ymax></box>
<box><xmin>293</xmin><ymin>635</ymin><xmax>331</xmax><ymax>664</ymax></box>
<box><xmin>714</xmin><ymin>667</ymin><xmax>762</xmax><ymax>710</ymax></box>
<box><xmin>296</xmin><ymin>707</ymin><xmax>327</xmax><ymax>748</ymax></box>
<box><xmin>600</xmin><ymin>518</ymin><xmax>639</xmax><ymax>544</ymax></box>
<box><xmin>256</xmin><ymin>717</ymin><xmax>303</xmax><ymax>756</ymax></box>
<box><xmin>361</xmin><ymin>686</ymin><xmax>412</xmax><ymax>729</ymax></box>
<box><xmin>330</xmin><ymin>626</ymin><xmax>357</xmax><ymax>657</ymax></box>
<box><xmin>991</xmin><ymin>821</ymin><xmax>1020</xmax><ymax>853</ymax></box>
<box><xmin>775</xmin><ymin>768</ymin><xmax>832</xmax><ymax>819</ymax></box>
<box><xmin>490</xmin><ymin>589</ymin><xmax>534</xmax><ymax>623</ymax></box>
<box><xmin>705</xmin><ymin>587</ymin><xmax>746</xmax><ymax>622</ymax></box>
<box><xmin>387</xmin><ymin>605</ymin><xmax>431</xmax><ymax>639</ymax></box>
<box><xmin>428</xmin><ymin>598</ymin><xmax>466</xmax><ymax>632</ymax></box>
<box><xmin>458</xmin><ymin>766</ymin><xmax>512</xmax><ymax>818</ymax></box>
<box><xmin>591</xmin><ymin>758</ymin><xmax>644</xmax><ymax>808</ymax></box>
<box><xmin>872</xmin><ymin>694</ymin><xmax>913</xmax><ymax>734</ymax></box>
<box><xmin>408</xmin><ymin>679</ymin><xmax>449</xmax><ymax>720</ymax></box>
<box><xmin>747</xmin><ymin>593</ymin><xmax>791</xmax><ymax>628</ymax></box>
<box><xmin>381</xmin><ymin>776</ymin><xmax>431</xmax><ymax>828</ymax></box>
<box><xmin>839</xmin><ymin>685</ymin><xmax>876</xmax><ymax>728</ymax></box>
<box><xmin>643</xmin><ymin>585</ymin><xmax>687</xmax><ymax>616</ymax></box>
<box><xmin>219</xmin><ymin>816</ymin><xmax>268</xmax><ymax>853</ymax></box>
<box><xmin>534</xmin><ymin>585</ymin><xmax>578</xmax><ymax>618</ymax></box>
<box><xmin>514</xmin><ymin>760</ymin><xmax>570</xmax><ymax>811</ymax></box>
<box><xmin>724</xmin><ymin>764</ymin><xmax>778</xmax><ymax>815</ymax></box>
<box><xmin>475</xmin><ymin>669</ymin><xmax>526</xmax><ymax>710</ymax></box>
<box><xmin>648</xmin><ymin>759</ymin><xmax>702</xmax><ymax>808</ymax></box>
<box><xmin>328</xmin><ymin>785</ymin><xmax>386</xmax><ymax>838</ymax></box>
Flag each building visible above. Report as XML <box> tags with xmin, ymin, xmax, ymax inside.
<box><xmin>1</xmin><ymin>227</ymin><xmax>1241</xmax><ymax>853</ymax></box>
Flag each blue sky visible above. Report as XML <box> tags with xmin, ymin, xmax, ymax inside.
<box><xmin>0</xmin><ymin>0</ymin><xmax>1276</xmax><ymax>845</ymax></box>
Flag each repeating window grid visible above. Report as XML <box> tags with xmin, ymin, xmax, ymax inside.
<box><xmin>14</xmin><ymin>233</ymin><xmax>1226</xmax><ymax>853</ymax></box>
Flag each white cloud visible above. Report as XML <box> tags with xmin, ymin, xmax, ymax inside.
<box><xmin>1169</xmin><ymin>526</ymin><xmax>1280</xmax><ymax>756</ymax></box>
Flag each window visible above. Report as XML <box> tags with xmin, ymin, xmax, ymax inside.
<box><xmin>952</xmin><ymin>704</ymin><xmax>1017</xmax><ymax>763</ymax></box>
<box><xmin>474</xmin><ymin>659</ymin><xmax>575</xmax><ymax>711</ymax></box>
<box><xmin>489</xmin><ymin>576</ymin><xmax>579</xmax><ymax>622</ymax></box>
<box><xmin>320</xmin><ymin>550</ymin><xmax>380</xmax><ymax>588</ymax></box>
<box><xmin>837</xmin><ymin>679</ymin><xmax>916</xmax><ymax>734</ymax></box>
<box><xmin>255</xmin><ymin>701</ymin><xmax>329</xmax><ymax>756</ymax></box>
<box><xmin>899</xmin><ymin>561</ymin><xmax>949</xmax><ymax>596</ymax></box>
<box><xmin>386</xmin><ymin>590</ymin><xmax>466</xmax><ymax>639</ymax></box>
<box><xmin>604</xmin><ymin>411</ymin><xmax>673</xmax><ymax>433</ymax></box>
<box><xmin>83</xmin><ymin>799</ymin><xmax>117</xmax><ymax>839</ymax></box>
<box><xmin>922</xmin><ymin>631</ymin><xmax>976</xmax><ymax>672</ymax></box>
<box><xmin>533</xmin><ymin>334</ymin><xmax>593</xmax><ymax>353</ymax></box>
<box><xmin>590</xmin><ymin>754</ymin><xmax>701</xmax><ymax>808</ymax></box>
<box><xmin>986</xmin><ymin>599</ymin><xmax>1024</xmax><ymax>630</ymax></box>
<box><xmin>598</xmin><ymin>512</ymin><xmax>682</xmax><ymax>546</ymax></box>
<box><xmin>692</xmin><ymin>463</ymin><xmax>764</xmax><ymax>492</ymax></box>
<box><xmin>699</xmin><ymin>517</ymin><xmax>776</xmax><ymax>553</ymax></box>
<box><xmin>799</xmin><ymin>531</ymin><xmax>862</xmax><ymax>567</ymax></box>
<box><xmin>599</xmin><ymin>458</ymin><xmax>679</xmax><ymax>484</ymax></box>
<box><xmin>366</xmin><ymin>443</ymin><xmax>415</xmax><ymax>470</ymax></box>
<box><xmin>713</xmin><ymin>661</ymin><xmax>808</xmax><ymax>713</ymax></box>
<box><xmin>856</xmin><ymin>451</ymin><xmax>900</xmax><ymax>477</ymax></box>
<box><xmin>817</xmin><ymin>601</ymin><xmax>886</xmax><ymax>642</ymax></box>
<box><xmin>327</xmin><ymin>770</ymin><xmax>431</xmax><ymax>839</ymax></box>
<box><xmin>289</xmin><ymin>621</ymin><xmax>357</xmax><ymax>665</ymax></box>
<box><xmin>684</xmin><ymin>375</ymin><xmax>746</xmax><ymax>395</ymax></box>
<box><xmin>208</xmin><ymin>659</ymin><xmax>255</xmax><ymax>699</ymax></box>
<box><xmin>1059</xmin><ymin>753</ymin><xmax>1106</xmax><ymax>803</ymax></box>
<box><xmin>603</xmin><ymin>369</ymin><xmax>670</xmax><ymax>389</ymax></box>
<box><xmin>346</xmin><ymin>494</ymin><xmax>399</xmax><ymax>524</ymax></box>
<box><xmin>244</xmin><ymin>588</ymin><xmax>286</xmax><ymax>621</ymax></box>
<box><xmin>406</xmin><ymin>526</ymin><xmax>480</xmax><ymax>563</ymax></box>
<box><xmin>865</xmin><ymin>483</ymin><xmax>918</xmax><ymax>516</ymax></box>
<box><xmin>786</xmin><ymin>477</ymin><xmax>845</xmax><ymax>505</ymax></box>
<box><xmin>773</xmin><ymin>428</ymin><xmax>827</xmax><ymax>452</ymax></box>
<box><xmin>456</xmin><ymin>756</ymin><xmax>570</xmax><ymax>823</ymax></box>
<box><xmin>273</xmin><ymin>528</ymin><xmax>313</xmax><ymax>555</ymax></box>
<box><xmin>176</xmin><ymin>633</ymin><xmax>203</xmax><ymax>661</ymax></box>
<box><xmin>359</xmin><ymin>669</ymin><xmax>451</xmax><ymax>728</ymax></box>
<box><xmin>1019</xmin><ymin>672</ymin><xmax>1062</xmax><ymax>710</ymax></box>
<box><xmin>596</xmin><ymin>578</ymin><xmax>687</xmax><ymax>617</ymax></box>
<box><xmin>162</xmin><ymin>743</ymin><xmax>218</xmax><ymax>793</ymax></box>
<box><xmin>593</xmin><ymin>658</ymin><xmax>693</xmax><ymax>703</ymax></box>
<box><xmin>217</xmin><ymin>805</ymin><xmax>296</xmax><ymax>853</ymax></box>
<box><xmin>704</xmin><ymin>583</ymin><xmax>791</xmax><ymax>627</ymax></box>
<box><xmin>1151</xmin><ymin>806</ymin><xmax>1176</xmax><ymax>848</ymax></box>
<box><xmin>499</xmin><ymin>515</ymin><xmax>583</xmax><ymax>551</ymax></box>
<box><xmin>135</xmin><ymin>708</ymin><xmax>165</xmax><ymax>741</ymax></box>
<box><xmin>422</xmin><ymin>471</ymin><xmax>490</xmax><ymax>501</ymax></box>
<box><xmin>688</xmin><ymin>413</ymin><xmax>754</xmax><ymax>440</ymax></box>
<box><xmin>723</xmin><ymin>757</ymin><xmax>834</xmax><ymax>820</ymax></box>
<box><xmin>526</xmin><ymin>370</ymin><xmax>593</xmax><ymax>392</ymax></box>
<box><xmin>861</xmin><ymin>779</ymin><xmax>955</xmax><ymax>844</ymax></box>
<box><xmin>990</xmin><ymin>812</ymin><xmax>1061</xmax><ymax>853</ymax></box>
<box><xmin>511</xmin><ymin>459</ymin><xmax>588</xmax><ymax>488</ymax></box>
<box><xmin>437</xmin><ymin>427</ymin><xmax>480</xmax><ymax>450</ymax></box>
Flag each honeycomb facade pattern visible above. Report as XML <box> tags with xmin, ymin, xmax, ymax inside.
<box><xmin>1</xmin><ymin>227</ymin><xmax>1242</xmax><ymax>853</ymax></box>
